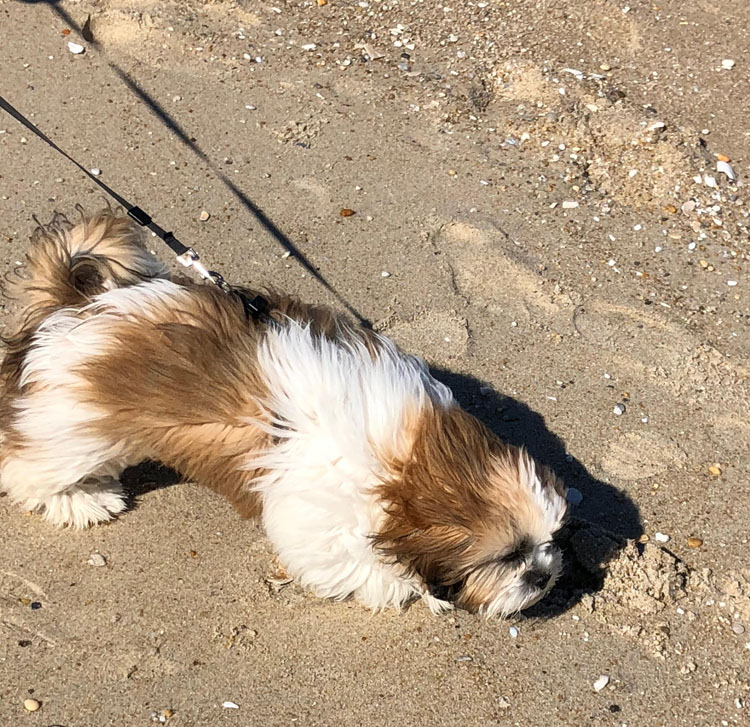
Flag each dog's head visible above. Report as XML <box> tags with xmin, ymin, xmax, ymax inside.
<box><xmin>373</xmin><ymin>405</ymin><xmax>567</xmax><ymax>617</ymax></box>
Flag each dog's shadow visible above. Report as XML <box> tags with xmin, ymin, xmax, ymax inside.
<box><xmin>431</xmin><ymin>367</ymin><xmax>643</xmax><ymax>619</ymax></box>
<box><xmin>120</xmin><ymin>460</ymin><xmax>184</xmax><ymax>504</ymax></box>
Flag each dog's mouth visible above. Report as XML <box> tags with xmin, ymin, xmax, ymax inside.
<box><xmin>520</xmin><ymin>576</ymin><xmax>558</xmax><ymax>608</ymax></box>
<box><xmin>423</xmin><ymin>544</ymin><xmax>563</xmax><ymax>615</ymax></box>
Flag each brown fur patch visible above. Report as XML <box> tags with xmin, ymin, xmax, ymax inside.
<box><xmin>3</xmin><ymin>209</ymin><xmax>167</xmax><ymax>325</ymax></box>
<box><xmin>75</xmin><ymin>285</ymin><xmax>271</xmax><ymax>517</ymax></box>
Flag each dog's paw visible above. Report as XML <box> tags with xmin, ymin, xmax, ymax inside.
<box><xmin>38</xmin><ymin>479</ymin><xmax>127</xmax><ymax>529</ymax></box>
<box><xmin>423</xmin><ymin>593</ymin><xmax>455</xmax><ymax>615</ymax></box>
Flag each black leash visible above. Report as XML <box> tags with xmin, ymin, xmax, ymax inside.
<box><xmin>0</xmin><ymin>93</ymin><xmax>268</xmax><ymax>320</ymax></box>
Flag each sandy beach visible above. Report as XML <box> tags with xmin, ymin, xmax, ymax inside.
<box><xmin>1</xmin><ymin>1</ymin><xmax>748</xmax><ymax>725</ymax></box>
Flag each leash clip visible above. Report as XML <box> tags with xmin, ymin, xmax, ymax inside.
<box><xmin>176</xmin><ymin>250</ymin><xmax>247</xmax><ymax>299</ymax></box>
<box><xmin>176</xmin><ymin>248</ymin><xmax>218</xmax><ymax>286</ymax></box>
<box><xmin>176</xmin><ymin>248</ymin><xmax>200</xmax><ymax>268</ymax></box>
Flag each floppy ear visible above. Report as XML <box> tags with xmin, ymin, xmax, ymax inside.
<box><xmin>371</xmin><ymin>504</ymin><xmax>475</xmax><ymax>587</ymax></box>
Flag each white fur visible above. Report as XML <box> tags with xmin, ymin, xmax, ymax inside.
<box><xmin>480</xmin><ymin>538</ymin><xmax>563</xmax><ymax>618</ymax></box>
<box><xmin>519</xmin><ymin>454</ymin><xmax>568</xmax><ymax>537</ymax></box>
<box><xmin>80</xmin><ymin>278</ymin><xmax>192</xmax><ymax>319</ymax></box>
<box><xmin>250</xmin><ymin>319</ymin><xmax>454</xmax><ymax>610</ymax></box>
<box><xmin>1</xmin><ymin>313</ymin><xmax>123</xmax><ymax>526</ymax></box>
<box><xmin>479</xmin><ymin>463</ymin><xmax>566</xmax><ymax>618</ymax></box>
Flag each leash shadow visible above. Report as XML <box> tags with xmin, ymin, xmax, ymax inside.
<box><xmin>18</xmin><ymin>0</ymin><xmax>370</xmax><ymax>328</ymax></box>
<box><xmin>430</xmin><ymin>366</ymin><xmax>644</xmax><ymax>619</ymax></box>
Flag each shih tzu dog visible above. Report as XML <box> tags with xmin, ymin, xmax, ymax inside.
<box><xmin>0</xmin><ymin>209</ymin><xmax>568</xmax><ymax>617</ymax></box>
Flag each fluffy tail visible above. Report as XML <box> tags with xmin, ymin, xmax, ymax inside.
<box><xmin>5</xmin><ymin>208</ymin><xmax>169</xmax><ymax>326</ymax></box>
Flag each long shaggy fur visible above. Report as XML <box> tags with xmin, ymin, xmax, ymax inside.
<box><xmin>0</xmin><ymin>209</ymin><xmax>568</xmax><ymax>616</ymax></box>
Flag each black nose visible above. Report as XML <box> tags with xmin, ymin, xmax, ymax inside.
<box><xmin>525</xmin><ymin>569</ymin><xmax>551</xmax><ymax>590</ymax></box>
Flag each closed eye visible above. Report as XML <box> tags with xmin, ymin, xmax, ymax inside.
<box><xmin>499</xmin><ymin>537</ymin><xmax>533</xmax><ymax>566</ymax></box>
<box><xmin>499</xmin><ymin>549</ymin><xmax>526</xmax><ymax>566</ymax></box>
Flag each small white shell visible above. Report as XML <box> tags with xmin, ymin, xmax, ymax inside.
<box><xmin>562</xmin><ymin>68</ymin><xmax>584</xmax><ymax>80</ymax></box>
<box><xmin>67</xmin><ymin>41</ymin><xmax>85</xmax><ymax>55</ymax></box>
<box><xmin>222</xmin><ymin>701</ymin><xmax>240</xmax><ymax>709</ymax></box>
<box><xmin>593</xmin><ymin>675</ymin><xmax>610</xmax><ymax>692</ymax></box>
<box><xmin>716</xmin><ymin>160</ymin><xmax>737</xmax><ymax>181</ymax></box>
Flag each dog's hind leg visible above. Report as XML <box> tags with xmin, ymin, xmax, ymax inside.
<box><xmin>0</xmin><ymin>439</ymin><xmax>129</xmax><ymax>529</ymax></box>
